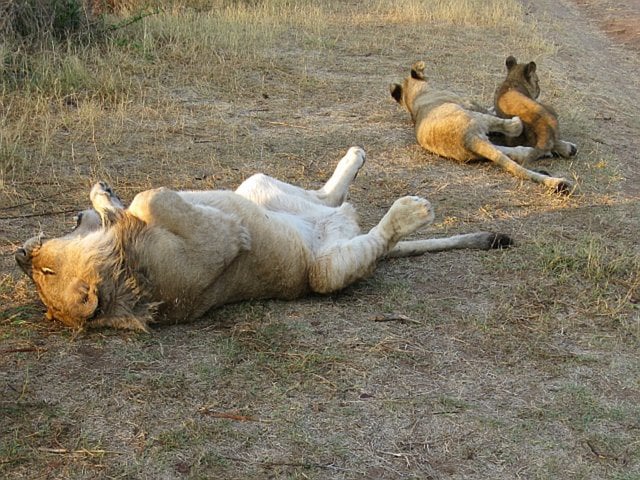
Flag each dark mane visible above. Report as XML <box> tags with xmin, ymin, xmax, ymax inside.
<box><xmin>89</xmin><ymin>212</ymin><xmax>160</xmax><ymax>330</ymax></box>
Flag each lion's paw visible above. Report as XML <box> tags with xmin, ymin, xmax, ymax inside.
<box><xmin>340</xmin><ymin>146</ymin><xmax>367</xmax><ymax>174</ymax></box>
<box><xmin>544</xmin><ymin>176</ymin><xmax>576</xmax><ymax>195</ymax></box>
<box><xmin>90</xmin><ymin>181</ymin><xmax>124</xmax><ymax>212</ymax></box>
<box><xmin>386</xmin><ymin>196</ymin><xmax>435</xmax><ymax>238</ymax></box>
<box><xmin>557</xmin><ymin>141</ymin><xmax>578</xmax><ymax>158</ymax></box>
<box><xmin>504</xmin><ymin>116</ymin><xmax>524</xmax><ymax>137</ymax></box>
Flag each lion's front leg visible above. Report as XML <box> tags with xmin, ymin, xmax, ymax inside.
<box><xmin>129</xmin><ymin>188</ymin><xmax>251</xmax><ymax>257</ymax></box>
<box><xmin>309</xmin><ymin>196</ymin><xmax>433</xmax><ymax>293</ymax></box>
<box><xmin>90</xmin><ymin>181</ymin><xmax>125</xmax><ymax>226</ymax></box>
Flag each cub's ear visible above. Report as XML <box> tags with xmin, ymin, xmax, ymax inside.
<box><xmin>66</xmin><ymin>278</ymin><xmax>99</xmax><ymax>323</ymax></box>
<box><xmin>505</xmin><ymin>56</ymin><xmax>517</xmax><ymax>70</ymax></box>
<box><xmin>525</xmin><ymin>61</ymin><xmax>537</xmax><ymax>76</ymax></box>
<box><xmin>389</xmin><ymin>83</ymin><xmax>403</xmax><ymax>103</ymax></box>
<box><xmin>410</xmin><ymin>61</ymin><xmax>426</xmax><ymax>80</ymax></box>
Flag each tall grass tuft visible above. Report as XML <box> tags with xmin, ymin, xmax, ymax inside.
<box><xmin>371</xmin><ymin>0</ymin><xmax>527</xmax><ymax>27</ymax></box>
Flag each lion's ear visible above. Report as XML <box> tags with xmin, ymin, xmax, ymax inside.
<box><xmin>505</xmin><ymin>56</ymin><xmax>517</xmax><ymax>70</ymax></box>
<box><xmin>410</xmin><ymin>61</ymin><xmax>426</xmax><ymax>80</ymax></box>
<box><xmin>66</xmin><ymin>278</ymin><xmax>99</xmax><ymax>322</ymax></box>
<box><xmin>390</xmin><ymin>83</ymin><xmax>403</xmax><ymax>103</ymax></box>
<box><xmin>525</xmin><ymin>61</ymin><xmax>537</xmax><ymax>76</ymax></box>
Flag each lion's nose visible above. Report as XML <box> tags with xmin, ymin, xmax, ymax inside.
<box><xmin>15</xmin><ymin>247</ymin><xmax>32</xmax><ymax>275</ymax></box>
<box><xmin>15</xmin><ymin>247</ymin><xmax>29</xmax><ymax>263</ymax></box>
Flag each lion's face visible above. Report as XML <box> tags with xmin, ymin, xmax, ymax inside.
<box><xmin>15</xmin><ymin>210</ymin><xmax>103</xmax><ymax>328</ymax></box>
<box><xmin>504</xmin><ymin>55</ymin><xmax>540</xmax><ymax>99</ymax></box>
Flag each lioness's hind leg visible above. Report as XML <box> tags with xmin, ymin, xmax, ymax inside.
<box><xmin>483</xmin><ymin>114</ymin><xmax>523</xmax><ymax>138</ymax></box>
<box><xmin>309</xmin><ymin>196</ymin><xmax>433</xmax><ymax>294</ymax></box>
<box><xmin>316</xmin><ymin>146</ymin><xmax>366</xmax><ymax>206</ymax></box>
<box><xmin>494</xmin><ymin>145</ymin><xmax>537</xmax><ymax>164</ymax></box>
<box><xmin>467</xmin><ymin>136</ymin><xmax>575</xmax><ymax>193</ymax></box>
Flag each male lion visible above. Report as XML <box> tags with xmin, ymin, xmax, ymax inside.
<box><xmin>390</xmin><ymin>61</ymin><xmax>573</xmax><ymax>193</ymax></box>
<box><xmin>15</xmin><ymin>147</ymin><xmax>511</xmax><ymax>332</ymax></box>
<box><xmin>494</xmin><ymin>55</ymin><xmax>578</xmax><ymax>162</ymax></box>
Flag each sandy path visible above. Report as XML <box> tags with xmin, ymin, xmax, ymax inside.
<box><xmin>574</xmin><ymin>0</ymin><xmax>640</xmax><ymax>52</ymax></box>
<box><xmin>525</xmin><ymin>0</ymin><xmax>640</xmax><ymax>197</ymax></box>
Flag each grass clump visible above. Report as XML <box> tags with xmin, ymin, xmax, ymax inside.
<box><xmin>538</xmin><ymin>233</ymin><xmax>640</xmax><ymax>311</ymax></box>
<box><xmin>371</xmin><ymin>0</ymin><xmax>528</xmax><ymax>28</ymax></box>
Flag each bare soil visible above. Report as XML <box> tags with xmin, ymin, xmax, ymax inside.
<box><xmin>574</xmin><ymin>0</ymin><xmax>640</xmax><ymax>53</ymax></box>
<box><xmin>1</xmin><ymin>1</ymin><xmax>639</xmax><ymax>479</ymax></box>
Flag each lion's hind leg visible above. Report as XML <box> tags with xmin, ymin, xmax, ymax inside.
<box><xmin>309</xmin><ymin>196</ymin><xmax>433</xmax><ymax>293</ymax></box>
<box><xmin>484</xmin><ymin>114</ymin><xmax>524</xmax><ymax>138</ymax></box>
<box><xmin>315</xmin><ymin>146</ymin><xmax>366</xmax><ymax>206</ymax></box>
<box><xmin>235</xmin><ymin>173</ymin><xmax>335</xmax><ymax>214</ymax></box>
<box><xmin>467</xmin><ymin>136</ymin><xmax>574</xmax><ymax>193</ymax></box>
<box><xmin>235</xmin><ymin>146</ymin><xmax>366</xmax><ymax>212</ymax></box>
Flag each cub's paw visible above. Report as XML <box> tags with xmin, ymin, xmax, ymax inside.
<box><xmin>569</xmin><ymin>143</ymin><xmax>578</xmax><ymax>156</ymax></box>
<box><xmin>506</xmin><ymin>145</ymin><xmax>535</xmax><ymax>163</ymax></box>
<box><xmin>554</xmin><ymin>140</ymin><xmax>578</xmax><ymax>158</ymax></box>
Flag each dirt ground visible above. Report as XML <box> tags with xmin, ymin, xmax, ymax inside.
<box><xmin>574</xmin><ymin>0</ymin><xmax>640</xmax><ymax>53</ymax></box>
<box><xmin>1</xmin><ymin>0</ymin><xmax>639</xmax><ymax>479</ymax></box>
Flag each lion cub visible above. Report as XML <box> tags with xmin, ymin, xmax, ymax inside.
<box><xmin>494</xmin><ymin>55</ymin><xmax>577</xmax><ymax>161</ymax></box>
<box><xmin>390</xmin><ymin>61</ymin><xmax>572</xmax><ymax>193</ymax></box>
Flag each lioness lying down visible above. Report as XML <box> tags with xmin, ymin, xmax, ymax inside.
<box><xmin>15</xmin><ymin>147</ymin><xmax>512</xmax><ymax>332</ymax></box>
<box><xmin>390</xmin><ymin>61</ymin><xmax>574</xmax><ymax>193</ymax></box>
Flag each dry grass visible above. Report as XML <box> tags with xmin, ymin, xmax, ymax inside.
<box><xmin>1</xmin><ymin>0</ymin><xmax>640</xmax><ymax>478</ymax></box>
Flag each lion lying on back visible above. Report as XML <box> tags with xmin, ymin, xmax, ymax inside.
<box><xmin>390</xmin><ymin>61</ymin><xmax>573</xmax><ymax>193</ymax></box>
<box><xmin>15</xmin><ymin>147</ymin><xmax>512</xmax><ymax>332</ymax></box>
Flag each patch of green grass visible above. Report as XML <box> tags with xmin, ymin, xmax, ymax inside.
<box><xmin>437</xmin><ymin>395</ymin><xmax>471</xmax><ymax>412</ymax></box>
<box><xmin>539</xmin><ymin>234</ymin><xmax>638</xmax><ymax>283</ymax></box>
<box><xmin>153</xmin><ymin>424</ymin><xmax>193</xmax><ymax>452</ymax></box>
<box><xmin>0</xmin><ymin>402</ymin><xmax>65</xmax><ymax>473</ymax></box>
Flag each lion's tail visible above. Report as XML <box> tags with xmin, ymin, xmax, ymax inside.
<box><xmin>387</xmin><ymin>232</ymin><xmax>514</xmax><ymax>257</ymax></box>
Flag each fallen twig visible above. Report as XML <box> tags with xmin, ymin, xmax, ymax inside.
<box><xmin>108</xmin><ymin>9</ymin><xmax>159</xmax><ymax>31</ymax></box>
<box><xmin>369</xmin><ymin>313</ymin><xmax>421</xmax><ymax>324</ymax></box>
<box><xmin>0</xmin><ymin>347</ymin><xmax>47</xmax><ymax>355</ymax></box>
<box><xmin>198</xmin><ymin>408</ymin><xmax>259</xmax><ymax>422</ymax></box>
<box><xmin>38</xmin><ymin>447</ymin><xmax>122</xmax><ymax>456</ymax></box>
<box><xmin>265</xmin><ymin>121</ymin><xmax>308</xmax><ymax>129</ymax></box>
<box><xmin>0</xmin><ymin>209</ymin><xmax>78</xmax><ymax>220</ymax></box>
<box><xmin>218</xmin><ymin>454</ymin><xmax>363</xmax><ymax>474</ymax></box>
<box><xmin>586</xmin><ymin>440</ymin><xmax>624</xmax><ymax>463</ymax></box>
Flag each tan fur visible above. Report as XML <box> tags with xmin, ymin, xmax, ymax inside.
<box><xmin>494</xmin><ymin>55</ymin><xmax>578</xmax><ymax>160</ymax></box>
<box><xmin>15</xmin><ymin>147</ymin><xmax>513</xmax><ymax>332</ymax></box>
<box><xmin>390</xmin><ymin>61</ymin><xmax>574</xmax><ymax>193</ymax></box>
